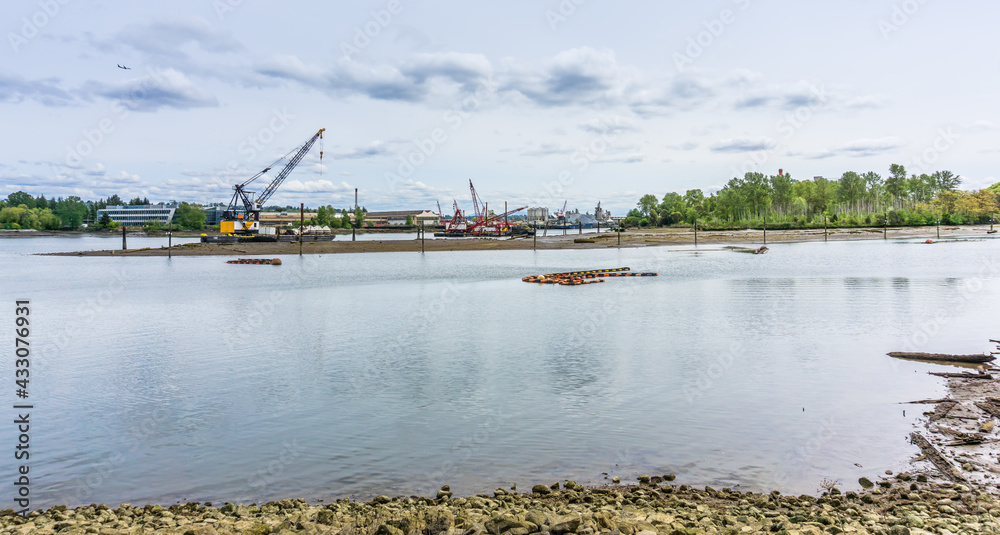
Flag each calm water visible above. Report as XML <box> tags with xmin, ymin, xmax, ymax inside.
<box><xmin>1</xmin><ymin>235</ymin><xmax>998</xmax><ymax>509</ymax></box>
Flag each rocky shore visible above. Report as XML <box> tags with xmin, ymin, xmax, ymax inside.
<box><xmin>4</xmin><ymin>478</ymin><xmax>999</xmax><ymax>535</ymax></box>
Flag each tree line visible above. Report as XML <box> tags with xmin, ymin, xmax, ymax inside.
<box><xmin>0</xmin><ymin>191</ymin><xmax>206</xmax><ymax>230</ymax></box>
<box><xmin>626</xmin><ymin>164</ymin><xmax>1000</xmax><ymax>229</ymax></box>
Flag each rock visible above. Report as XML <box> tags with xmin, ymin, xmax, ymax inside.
<box><xmin>373</xmin><ymin>495</ymin><xmax>391</xmax><ymax>504</ymax></box>
<box><xmin>637</xmin><ymin>475</ymin><xmax>651</xmax><ymax>484</ymax></box>
<box><xmin>664</xmin><ymin>474</ymin><xmax>676</xmax><ymax>481</ymax></box>
<box><xmin>182</xmin><ymin>526</ymin><xmax>218</xmax><ymax>535</ymax></box>
<box><xmin>440</xmin><ymin>485</ymin><xmax>450</xmax><ymax>492</ymax></box>
<box><xmin>550</xmin><ymin>482</ymin><xmax>560</xmax><ymax>490</ymax></box>
<box><xmin>611</xmin><ymin>477</ymin><xmax>620</xmax><ymax>484</ymax></box>
<box><xmin>244</xmin><ymin>523</ymin><xmax>271</xmax><ymax>535</ymax></box>
<box><xmin>425</xmin><ymin>508</ymin><xmax>454</xmax><ymax>535</ymax></box>
<box><xmin>375</xmin><ymin>524</ymin><xmax>405</xmax><ymax>535</ymax></box>
<box><xmin>494</xmin><ymin>488</ymin><xmax>508</xmax><ymax>497</ymax></box>
<box><xmin>889</xmin><ymin>526</ymin><xmax>911</xmax><ymax>535</ymax></box>
<box><xmin>982</xmin><ymin>421</ymin><xmax>995</xmax><ymax>433</ymax></box>
<box><xmin>314</xmin><ymin>509</ymin><xmax>336</xmax><ymax>526</ymax></box>
<box><xmin>859</xmin><ymin>478</ymin><xmax>874</xmax><ymax>489</ymax></box>
<box><xmin>531</xmin><ymin>484</ymin><xmax>552</xmax><ymax>495</ymax></box>
<box><xmin>436</xmin><ymin>490</ymin><xmax>452</xmax><ymax>500</ymax></box>
<box><xmin>962</xmin><ymin>463</ymin><xmax>974</xmax><ymax>472</ymax></box>
<box><xmin>550</xmin><ymin>517</ymin><xmax>581</xmax><ymax>535</ymax></box>
<box><xmin>917</xmin><ymin>474</ymin><xmax>928</xmax><ymax>482</ymax></box>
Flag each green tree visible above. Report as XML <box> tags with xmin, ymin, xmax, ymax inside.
<box><xmin>886</xmin><ymin>164</ymin><xmax>907</xmax><ymax>199</ymax></box>
<box><xmin>637</xmin><ymin>194</ymin><xmax>659</xmax><ymax>218</ymax></box>
<box><xmin>405</xmin><ymin>214</ymin><xmax>414</xmax><ymax>226</ymax></box>
<box><xmin>862</xmin><ymin>172</ymin><xmax>884</xmax><ymax>203</ymax></box>
<box><xmin>683</xmin><ymin>189</ymin><xmax>705</xmax><ymax>209</ymax></box>
<box><xmin>55</xmin><ymin>196</ymin><xmax>88</xmax><ymax>229</ymax></box>
<box><xmin>6</xmin><ymin>191</ymin><xmax>35</xmax><ymax>208</ymax></box>
<box><xmin>930</xmin><ymin>170</ymin><xmax>961</xmax><ymax>192</ymax></box>
<box><xmin>770</xmin><ymin>174</ymin><xmax>794</xmax><ymax>212</ymax></box>
<box><xmin>354</xmin><ymin>206</ymin><xmax>365</xmax><ymax>228</ymax></box>
<box><xmin>837</xmin><ymin>171</ymin><xmax>866</xmax><ymax>205</ymax></box>
<box><xmin>174</xmin><ymin>203</ymin><xmax>206</xmax><ymax>230</ymax></box>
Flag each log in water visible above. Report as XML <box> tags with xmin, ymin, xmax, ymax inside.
<box><xmin>887</xmin><ymin>352</ymin><xmax>995</xmax><ymax>364</ymax></box>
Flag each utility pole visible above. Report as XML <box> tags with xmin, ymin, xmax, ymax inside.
<box><xmin>884</xmin><ymin>211</ymin><xmax>888</xmax><ymax>240</ymax></box>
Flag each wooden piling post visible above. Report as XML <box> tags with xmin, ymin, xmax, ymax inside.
<box><xmin>299</xmin><ymin>203</ymin><xmax>304</xmax><ymax>256</ymax></box>
<box><xmin>168</xmin><ymin>221</ymin><xmax>172</xmax><ymax>258</ymax></box>
<box><xmin>763</xmin><ymin>213</ymin><xmax>767</xmax><ymax>245</ymax></box>
<box><xmin>694</xmin><ymin>220</ymin><xmax>697</xmax><ymax>246</ymax></box>
<box><xmin>122</xmin><ymin>225</ymin><xmax>127</xmax><ymax>250</ymax></box>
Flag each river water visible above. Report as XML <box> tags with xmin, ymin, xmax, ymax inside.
<box><xmin>1</xmin><ymin>235</ymin><xmax>998</xmax><ymax>508</ymax></box>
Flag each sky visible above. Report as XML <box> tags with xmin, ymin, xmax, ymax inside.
<box><xmin>1</xmin><ymin>0</ymin><xmax>998</xmax><ymax>216</ymax></box>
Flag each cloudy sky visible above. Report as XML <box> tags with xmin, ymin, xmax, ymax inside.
<box><xmin>2</xmin><ymin>0</ymin><xmax>998</xmax><ymax>216</ymax></box>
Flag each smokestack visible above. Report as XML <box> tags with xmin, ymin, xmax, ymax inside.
<box><xmin>778</xmin><ymin>169</ymin><xmax>784</xmax><ymax>176</ymax></box>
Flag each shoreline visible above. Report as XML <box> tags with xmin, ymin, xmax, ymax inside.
<box><xmin>43</xmin><ymin>224</ymin><xmax>998</xmax><ymax>257</ymax></box>
<box><xmin>3</xmin><ymin>478</ymin><xmax>997</xmax><ymax>534</ymax></box>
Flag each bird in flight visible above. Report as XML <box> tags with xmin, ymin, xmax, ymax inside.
<box><xmin>117</xmin><ymin>64</ymin><xmax>132</xmax><ymax>70</ymax></box>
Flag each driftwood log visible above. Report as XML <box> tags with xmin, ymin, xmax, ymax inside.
<box><xmin>929</xmin><ymin>372</ymin><xmax>993</xmax><ymax>379</ymax></box>
<box><xmin>976</xmin><ymin>399</ymin><xmax>1000</xmax><ymax>419</ymax></box>
<box><xmin>928</xmin><ymin>401</ymin><xmax>958</xmax><ymax>422</ymax></box>
<box><xmin>888</xmin><ymin>352</ymin><xmax>995</xmax><ymax>364</ymax></box>
<box><xmin>910</xmin><ymin>432</ymin><xmax>966</xmax><ymax>482</ymax></box>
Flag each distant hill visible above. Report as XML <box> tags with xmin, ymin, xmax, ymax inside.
<box><xmin>989</xmin><ymin>181</ymin><xmax>1000</xmax><ymax>194</ymax></box>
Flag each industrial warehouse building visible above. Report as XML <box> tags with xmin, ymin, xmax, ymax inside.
<box><xmin>96</xmin><ymin>204</ymin><xmax>177</xmax><ymax>226</ymax></box>
<box><xmin>360</xmin><ymin>210</ymin><xmax>439</xmax><ymax>226</ymax></box>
